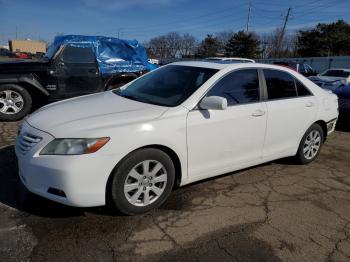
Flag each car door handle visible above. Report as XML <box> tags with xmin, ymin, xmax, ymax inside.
<box><xmin>305</xmin><ymin>102</ymin><xmax>314</xmax><ymax>107</ymax></box>
<box><xmin>252</xmin><ymin>109</ymin><xmax>266</xmax><ymax>117</ymax></box>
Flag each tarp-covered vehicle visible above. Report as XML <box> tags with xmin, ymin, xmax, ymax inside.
<box><xmin>0</xmin><ymin>35</ymin><xmax>157</xmax><ymax>121</ymax></box>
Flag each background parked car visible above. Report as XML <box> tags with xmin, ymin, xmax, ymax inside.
<box><xmin>0</xmin><ymin>34</ymin><xmax>156</xmax><ymax>121</ymax></box>
<box><xmin>273</xmin><ymin>61</ymin><xmax>316</xmax><ymax>77</ymax></box>
<box><xmin>0</xmin><ymin>48</ymin><xmax>14</xmax><ymax>57</ymax></box>
<box><xmin>14</xmin><ymin>52</ymin><xmax>32</xmax><ymax>59</ymax></box>
<box><xmin>309</xmin><ymin>68</ymin><xmax>350</xmax><ymax>91</ymax></box>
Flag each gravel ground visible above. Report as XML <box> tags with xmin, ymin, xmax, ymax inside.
<box><xmin>0</xmin><ymin>120</ymin><xmax>350</xmax><ymax>262</ymax></box>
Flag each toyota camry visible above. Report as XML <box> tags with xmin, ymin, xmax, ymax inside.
<box><xmin>16</xmin><ymin>62</ymin><xmax>338</xmax><ymax>215</ymax></box>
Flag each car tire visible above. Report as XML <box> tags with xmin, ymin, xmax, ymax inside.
<box><xmin>0</xmin><ymin>84</ymin><xmax>32</xmax><ymax>121</ymax></box>
<box><xmin>109</xmin><ymin>148</ymin><xmax>175</xmax><ymax>215</ymax></box>
<box><xmin>295</xmin><ymin>123</ymin><xmax>324</xmax><ymax>165</ymax></box>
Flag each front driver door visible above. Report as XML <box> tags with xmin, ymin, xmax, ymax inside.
<box><xmin>187</xmin><ymin>69</ymin><xmax>267</xmax><ymax>180</ymax></box>
<box><xmin>55</xmin><ymin>44</ymin><xmax>102</xmax><ymax>98</ymax></box>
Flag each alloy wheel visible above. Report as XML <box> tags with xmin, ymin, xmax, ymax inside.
<box><xmin>303</xmin><ymin>130</ymin><xmax>321</xmax><ymax>160</ymax></box>
<box><xmin>0</xmin><ymin>90</ymin><xmax>24</xmax><ymax>114</ymax></box>
<box><xmin>124</xmin><ymin>160</ymin><xmax>167</xmax><ymax>207</ymax></box>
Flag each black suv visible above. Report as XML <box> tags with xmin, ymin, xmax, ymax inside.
<box><xmin>0</xmin><ymin>35</ymin><xmax>154</xmax><ymax>121</ymax></box>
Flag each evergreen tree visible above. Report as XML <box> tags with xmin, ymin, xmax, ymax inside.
<box><xmin>196</xmin><ymin>35</ymin><xmax>221</xmax><ymax>58</ymax></box>
<box><xmin>225</xmin><ymin>31</ymin><xmax>260</xmax><ymax>58</ymax></box>
<box><xmin>297</xmin><ymin>20</ymin><xmax>350</xmax><ymax>57</ymax></box>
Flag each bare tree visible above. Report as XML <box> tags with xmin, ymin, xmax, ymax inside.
<box><xmin>146</xmin><ymin>32</ymin><xmax>197</xmax><ymax>60</ymax></box>
<box><xmin>179</xmin><ymin>33</ymin><xmax>196</xmax><ymax>57</ymax></box>
<box><xmin>165</xmin><ymin>32</ymin><xmax>182</xmax><ymax>58</ymax></box>
<box><xmin>216</xmin><ymin>31</ymin><xmax>234</xmax><ymax>53</ymax></box>
<box><xmin>259</xmin><ymin>28</ymin><xmax>298</xmax><ymax>58</ymax></box>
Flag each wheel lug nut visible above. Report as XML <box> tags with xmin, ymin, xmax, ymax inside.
<box><xmin>143</xmin><ymin>187</ymin><xmax>146</xmax><ymax>190</ymax></box>
<box><xmin>149</xmin><ymin>183</ymin><xmax>152</xmax><ymax>187</ymax></box>
<box><xmin>143</xmin><ymin>176</ymin><xmax>146</xmax><ymax>179</ymax></box>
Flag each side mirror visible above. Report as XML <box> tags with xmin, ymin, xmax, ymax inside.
<box><xmin>199</xmin><ymin>96</ymin><xmax>227</xmax><ymax>110</ymax></box>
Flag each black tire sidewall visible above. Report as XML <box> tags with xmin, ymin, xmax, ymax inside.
<box><xmin>110</xmin><ymin>148</ymin><xmax>175</xmax><ymax>215</ymax></box>
<box><xmin>0</xmin><ymin>84</ymin><xmax>32</xmax><ymax>121</ymax></box>
<box><xmin>297</xmin><ymin>124</ymin><xmax>324</xmax><ymax>164</ymax></box>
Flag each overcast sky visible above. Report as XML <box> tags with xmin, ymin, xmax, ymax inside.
<box><xmin>0</xmin><ymin>0</ymin><xmax>349</xmax><ymax>44</ymax></box>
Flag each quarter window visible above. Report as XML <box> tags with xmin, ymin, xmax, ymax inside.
<box><xmin>206</xmin><ymin>69</ymin><xmax>260</xmax><ymax>105</ymax></box>
<box><xmin>264</xmin><ymin>69</ymin><xmax>297</xmax><ymax>99</ymax></box>
<box><xmin>296</xmin><ymin>80</ymin><xmax>312</xmax><ymax>96</ymax></box>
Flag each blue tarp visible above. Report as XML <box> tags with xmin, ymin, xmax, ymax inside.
<box><xmin>45</xmin><ymin>35</ymin><xmax>157</xmax><ymax>74</ymax></box>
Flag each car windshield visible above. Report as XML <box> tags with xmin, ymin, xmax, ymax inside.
<box><xmin>321</xmin><ymin>70</ymin><xmax>350</xmax><ymax>78</ymax></box>
<box><xmin>44</xmin><ymin>43</ymin><xmax>58</xmax><ymax>59</ymax></box>
<box><xmin>114</xmin><ymin>65</ymin><xmax>218</xmax><ymax>107</ymax></box>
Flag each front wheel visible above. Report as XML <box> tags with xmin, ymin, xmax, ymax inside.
<box><xmin>0</xmin><ymin>84</ymin><xmax>32</xmax><ymax>121</ymax></box>
<box><xmin>109</xmin><ymin>148</ymin><xmax>175</xmax><ymax>215</ymax></box>
<box><xmin>295</xmin><ymin>123</ymin><xmax>324</xmax><ymax>164</ymax></box>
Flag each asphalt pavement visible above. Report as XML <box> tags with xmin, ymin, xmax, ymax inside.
<box><xmin>0</xmin><ymin>120</ymin><xmax>350</xmax><ymax>262</ymax></box>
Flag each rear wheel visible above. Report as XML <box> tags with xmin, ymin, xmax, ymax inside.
<box><xmin>295</xmin><ymin>123</ymin><xmax>324</xmax><ymax>164</ymax></box>
<box><xmin>0</xmin><ymin>84</ymin><xmax>32</xmax><ymax>121</ymax></box>
<box><xmin>109</xmin><ymin>148</ymin><xmax>175</xmax><ymax>215</ymax></box>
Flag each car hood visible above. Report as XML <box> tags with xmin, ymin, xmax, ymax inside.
<box><xmin>27</xmin><ymin>91</ymin><xmax>168</xmax><ymax>137</ymax></box>
<box><xmin>0</xmin><ymin>59</ymin><xmax>48</xmax><ymax>74</ymax></box>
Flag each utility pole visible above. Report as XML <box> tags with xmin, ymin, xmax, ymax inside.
<box><xmin>117</xmin><ymin>28</ymin><xmax>123</xmax><ymax>38</ymax></box>
<box><xmin>277</xmin><ymin>7</ymin><xmax>291</xmax><ymax>53</ymax></box>
<box><xmin>246</xmin><ymin>1</ymin><xmax>252</xmax><ymax>32</ymax></box>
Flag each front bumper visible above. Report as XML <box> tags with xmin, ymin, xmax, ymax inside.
<box><xmin>15</xmin><ymin>121</ymin><xmax>119</xmax><ymax>207</ymax></box>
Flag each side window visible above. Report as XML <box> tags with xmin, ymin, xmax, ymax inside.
<box><xmin>264</xmin><ymin>69</ymin><xmax>297</xmax><ymax>100</ymax></box>
<box><xmin>61</xmin><ymin>45</ymin><xmax>95</xmax><ymax>63</ymax></box>
<box><xmin>296</xmin><ymin>80</ymin><xmax>312</xmax><ymax>96</ymax></box>
<box><xmin>206</xmin><ymin>69</ymin><xmax>260</xmax><ymax>106</ymax></box>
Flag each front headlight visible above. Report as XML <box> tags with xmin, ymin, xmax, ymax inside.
<box><xmin>40</xmin><ymin>137</ymin><xmax>110</xmax><ymax>155</ymax></box>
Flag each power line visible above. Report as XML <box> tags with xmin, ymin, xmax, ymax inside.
<box><xmin>124</xmin><ymin>2</ymin><xmax>246</xmax><ymax>32</ymax></box>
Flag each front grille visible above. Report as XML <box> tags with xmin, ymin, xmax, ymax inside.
<box><xmin>17</xmin><ymin>133</ymin><xmax>42</xmax><ymax>154</ymax></box>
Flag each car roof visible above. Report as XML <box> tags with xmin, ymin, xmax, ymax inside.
<box><xmin>170</xmin><ymin>61</ymin><xmax>296</xmax><ymax>72</ymax></box>
<box><xmin>205</xmin><ymin>57</ymin><xmax>255</xmax><ymax>62</ymax></box>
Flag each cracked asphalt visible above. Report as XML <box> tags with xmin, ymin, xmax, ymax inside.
<box><xmin>0</xmin><ymin>120</ymin><xmax>350</xmax><ymax>262</ymax></box>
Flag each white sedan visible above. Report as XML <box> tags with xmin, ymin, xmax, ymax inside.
<box><xmin>16</xmin><ymin>62</ymin><xmax>338</xmax><ymax>215</ymax></box>
<box><xmin>309</xmin><ymin>68</ymin><xmax>350</xmax><ymax>90</ymax></box>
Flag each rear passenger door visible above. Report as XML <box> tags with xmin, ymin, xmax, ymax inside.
<box><xmin>262</xmin><ymin>69</ymin><xmax>317</xmax><ymax>159</ymax></box>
